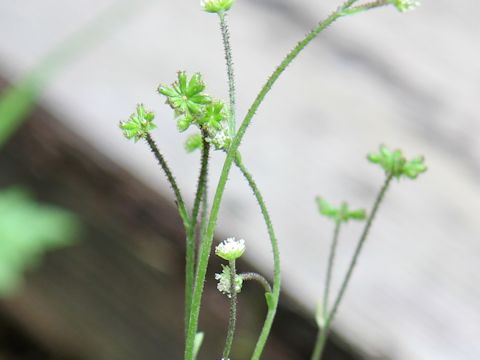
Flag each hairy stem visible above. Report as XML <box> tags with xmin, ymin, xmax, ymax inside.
<box><xmin>198</xmin><ymin>176</ymin><xmax>209</xmax><ymax>259</ymax></box>
<box><xmin>222</xmin><ymin>259</ymin><xmax>238</xmax><ymax>359</ymax></box>
<box><xmin>322</xmin><ymin>220</ymin><xmax>342</xmax><ymax>320</ymax></box>
<box><xmin>185</xmin><ymin>3</ymin><xmax>365</xmax><ymax>358</ymax></box>
<box><xmin>311</xmin><ymin>175</ymin><xmax>393</xmax><ymax>360</ymax></box>
<box><xmin>218</xmin><ymin>12</ymin><xmax>236</xmax><ymax>137</ymax></box>
<box><xmin>234</xmin><ymin>155</ymin><xmax>280</xmax><ymax>360</ymax></box>
<box><xmin>185</xmin><ymin>136</ymin><xmax>210</xmax><ymax>335</ymax></box>
<box><xmin>145</xmin><ymin>134</ymin><xmax>189</xmax><ymax>227</ymax></box>
<box><xmin>342</xmin><ymin>0</ymin><xmax>389</xmax><ymax>15</ymax></box>
<box><xmin>240</xmin><ymin>272</ymin><xmax>272</xmax><ymax>294</ymax></box>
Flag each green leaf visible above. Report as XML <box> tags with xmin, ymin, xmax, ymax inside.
<box><xmin>315</xmin><ymin>302</ymin><xmax>325</xmax><ymax>328</ymax></box>
<box><xmin>0</xmin><ymin>187</ymin><xmax>79</xmax><ymax>296</ymax></box>
<box><xmin>192</xmin><ymin>332</ymin><xmax>204</xmax><ymax>360</ymax></box>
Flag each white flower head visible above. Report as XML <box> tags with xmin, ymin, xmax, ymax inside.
<box><xmin>201</xmin><ymin>0</ymin><xmax>235</xmax><ymax>13</ymax></box>
<box><xmin>389</xmin><ymin>0</ymin><xmax>420</xmax><ymax>12</ymax></box>
<box><xmin>215</xmin><ymin>237</ymin><xmax>245</xmax><ymax>261</ymax></box>
<box><xmin>215</xmin><ymin>264</ymin><xmax>243</xmax><ymax>297</ymax></box>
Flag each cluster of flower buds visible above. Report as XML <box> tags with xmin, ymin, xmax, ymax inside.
<box><xmin>315</xmin><ymin>197</ymin><xmax>367</xmax><ymax>223</ymax></box>
<box><xmin>215</xmin><ymin>264</ymin><xmax>243</xmax><ymax>297</ymax></box>
<box><xmin>368</xmin><ymin>145</ymin><xmax>427</xmax><ymax>180</ymax></box>
<box><xmin>388</xmin><ymin>0</ymin><xmax>420</xmax><ymax>12</ymax></box>
<box><xmin>158</xmin><ymin>71</ymin><xmax>232</xmax><ymax>151</ymax></box>
<box><xmin>119</xmin><ymin>104</ymin><xmax>156</xmax><ymax>142</ymax></box>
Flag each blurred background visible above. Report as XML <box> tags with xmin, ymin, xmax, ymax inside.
<box><xmin>0</xmin><ymin>0</ymin><xmax>479</xmax><ymax>359</ymax></box>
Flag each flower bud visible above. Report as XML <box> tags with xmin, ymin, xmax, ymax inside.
<box><xmin>201</xmin><ymin>0</ymin><xmax>235</xmax><ymax>13</ymax></box>
<box><xmin>215</xmin><ymin>265</ymin><xmax>243</xmax><ymax>297</ymax></box>
<box><xmin>388</xmin><ymin>0</ymin><xmax>420</xmax><ymax>12</ymax></box>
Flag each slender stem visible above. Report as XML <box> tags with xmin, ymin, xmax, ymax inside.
<box><xmin>233</xmin><ymin>155</ymin><xmax>280</xmax><ymax>360</ymax></box>
<box><xmin>311</xmin><ymin>175</ymin><xmax>393</xmax><ymax>360</ymax></box>
<box><xmin>240</xmin><ymin>272</ymin><xmax>272</xmax><ymax>293</ymax></box>
<box><xmin>198</xmin><ymin>173</ymin><xmax>209</xmax><ymax>258</ymax></box>
<box><xmin>145</xmin><ymin>134</ymin><xmax>190</xmax><ymax>227</ymax></box>
<box><xmin>185</xmin><ymin>136</ymin><xmax>210</xmax><ymax>335</ymax></box>
<box><xmin>185</xmin><ymin>3</ymin><xmax>368</xmax><ymax>358</ymax></box>
<box><xmin>218</xmin><ymin>12</ymin><xmax>236</xmax><ymax>137</ymax></box>
<box><xmin>342</xmin><ymin>1</ymin><xmax>389</xmax><ymax>15</ymax></box>
<box><xmin>222</xmin><ymin>259</ymin><xmax>238</xmax><ymax>359</ymax></box>
<box><xmin>322</xmin><ymin>220</ymin><xmax>342</xmax><ymax>320</ymax></box>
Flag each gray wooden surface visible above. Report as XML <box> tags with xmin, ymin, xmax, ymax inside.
<box><xmin>0</xmin><ymin>1</ymin><xmax>479</xmax><ymax>359</ymax></box>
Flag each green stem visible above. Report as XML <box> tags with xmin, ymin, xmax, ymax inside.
<box><xmin>234</xmin><ymin>155</ymin><xmax>280</xmax><ymax>360</ymax></box>
<box><xmin>145</xmin><ymin>134</ymin><xmax>189</xmax><ymax>227</ymax></box>
<box><xmin>240</xmin><ymin>272</ymin><xmax>272</xmax><ymax>293</ymax></box>
<box><xmin>311</xmin><ymin>175</ymin><xmax>393</xmax><ymax>360</ymax></box>
<box><xmin>322</xmin><ymin>220</ymin><xmax>342</xmax><ymax>320</ymax></box>
<box><xmin>185</xmin><ymin>136</ymin><xmax>210</xmax><ymax>335</ymax></box>
<box><xmin>222</xmin><ymin>259</ymin><xmax>238</xmax><ymax>359</ymax></box>
<box><xmin>218</xmin><ymin>12</ymin><xmax>236</xmax><ymax>137</ymax></box>
<box><xmin>342</xmin><ymin>1</ymin><xmax>389</xmax><ymax>15</ymax></box>
<box><xmin>198</xmin><ymin>172</ymin><xmax>209</xmax><ymax>258</ymax></box>
<box><xmin>185</xmin><ymin>3</ymin><xmax>364</xmax><ymax>358</ymax></box>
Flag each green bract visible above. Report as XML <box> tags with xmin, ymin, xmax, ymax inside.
<box><xmin>158</xmin><ymin>72</ymin><xmax>211</xmax><ymax>132</ymax></box>
<box><xmin>315</xmin><ymin>197</ymin><xmax>366</xmax><ymax>223</ymax></box>
<box><xmin>388</xmin><ymin>0</ymin><xmax>420</xmax><ymax>12</ymax></box>
<box><xmin>119</xmin><ymin>104</ymin><xmax>156</xmax><ymax>142</ymax></box>
<box><xmin>368</xmin><ymin>145</ymin><xmax>427</xmax><ymax>179</ymax></box>
<box><xmin>201</xmin><ymin>0</ymin><xmax>235</xmax><ymax>13</ymax></box>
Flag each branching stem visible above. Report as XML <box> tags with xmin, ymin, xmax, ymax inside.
<box><xmin>185</xmin><ymin>2</ymin><xmax>380</xmax><ymax>358</ymax></box>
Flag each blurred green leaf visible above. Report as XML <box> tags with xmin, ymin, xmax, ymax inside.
<box><xmin>0</xmin><ymin>187</ymin><xmax>79</xmax><ymax>296</ymax></box>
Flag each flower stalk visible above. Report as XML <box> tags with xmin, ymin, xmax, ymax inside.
<box><xmin>311</xmin><ymin>175</ymin><xmax>393</xmax><ymax>360</ymax></box>
<box><xmin>222</xmin><ymin>259</ymin><xmax>238</xmax><ymax>359</ymax></box>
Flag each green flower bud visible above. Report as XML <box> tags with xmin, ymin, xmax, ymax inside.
<box><xmin>201</xmin><ymin>0</ymin><xmax>235</xmax><ymax>13</ymax></box>
<box><xmin>184</xmin><ymin>133</ymin><xmax>203</xmax><ymax>153</ymax></box>
<box><xmin>388</xmin><ymin>0</ymin><xmax>420</xmax><ymax>12</ymax></box>
<box><xmin>176</xmin><ymin>115</ymin><xmax>192</xmax><ymax>132</ymax></box>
